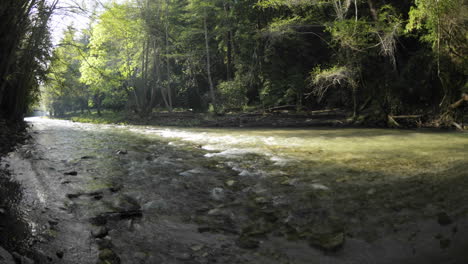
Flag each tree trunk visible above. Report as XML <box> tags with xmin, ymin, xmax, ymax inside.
<box><xmin>203</xmin><ymin>9</ymin><xmax>216</xmax><ymax>109</ymax></box>
<box><xmin>224</xmin><ymin>1</ymin><xmax>233</xmax><ymax>80</ymax></box>
<box><xmin>367</xmin><ymin>0</ymin><xmax>378</xmax><ymax>21</ymax></box>
<box><xmin>165</xmin><ymin>22</ymin><xmax>173</xmax><ymax>112</ymax></box>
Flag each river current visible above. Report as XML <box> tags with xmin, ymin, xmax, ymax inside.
<box><xmin>2</xmin><ymin>117</ymin><xmax>467</xmax><ymax>263</ymax></box>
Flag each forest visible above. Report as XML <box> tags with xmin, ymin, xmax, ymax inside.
<box><xmin>1</xmin><ymin>1</ymin><xmax>468</xmax><ymax>263</ymax></box>
<box><xmin>25</xmin><ymin>0</ymin><xmax>467</xmax><ymax>127</ymax></box>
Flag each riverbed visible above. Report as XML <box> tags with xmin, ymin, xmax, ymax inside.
<box><xmin>1</xmin><ymin>117</ymin><xmax>467</xmax><ymax>263</ymax></box>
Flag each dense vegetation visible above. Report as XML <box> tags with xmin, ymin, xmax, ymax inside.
<box><xmin>1</xmin><ymin>0</ymin><xmax>467</xmax><ymax>126</ymax></box>
<box><xmin>0</xmin><ymin>0</ymin><xmax>57</xmax><ymax>120</ymax></box>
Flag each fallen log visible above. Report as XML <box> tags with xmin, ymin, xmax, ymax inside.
<box><xmin>390</xmin><ymin>115</ymin><xmax>422</xmax><ymax>119</ymax></box>
<box><xmin>452</xmin><ymin>122</ymin><xmax>464</xmax><ymax>131</ymax></box>
<box><xmin>449</xmin><ymin>93</ymin><xmax>468</xmax><ymax>109</ymax></box>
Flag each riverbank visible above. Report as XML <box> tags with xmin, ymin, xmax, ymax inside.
<box><xmin>54</xmin><ymin>109</ymin><xmax>351</xmax><ymax>128</ymax></box>
<box><xmin>49</xmin><ymin>108</ymin><xmax>468</xmax><ymax>130</ymax></box>
<box><xmin>0</xmin><ymin>118</ymin><xmax>36</xmax><ymax>263</ymax></box>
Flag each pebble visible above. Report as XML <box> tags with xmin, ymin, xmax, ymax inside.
<box><xmin>91</xmin><ymin>226</ymin><xmax>109</xmax><ymax>238</ymax></box>
<box><xmin>95</xmin><ymin>238</ymin><xmax>113</xmax><ymax>250</ymax></box>
<box><xmin>210</xmin><ymin>187</ymin><xmax>225</xmax><ymax>201</ymax></box>
<box><xmin>225</xmin><ymin>180</ymin><xmax>236</xmax><ymax>187</ymax></box>
<box><xmin>437</xmin><ymin>212</ymin><xmax>452</xmax><ymax>226</ymax></box>
<box><xmin>174</xmin><ymin>252</ymin><xmax>191</xmax><ymax>260</ymax></box>
<box><xmin>191</xmin><ymin>244</ymin><xmax>204</xmax><ymax>251</ymax></box>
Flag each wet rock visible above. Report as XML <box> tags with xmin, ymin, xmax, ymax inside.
<box><xmin>254</xmin><ymin>197</ymin><xmax>268</xmax><ymax>204</ymax></box>
<box><xmin>48</xmin><ymin>219</ymin><xmax>59</xmax><ymax>226</ymax></box>
<box><xmin>90</xmin><ymin>215</ymin><xmax>108</xmax><ymax>226</ymax></box>
<box><xmin>91</xmin><ymin>226</ymin><xmax>109</xmax><ymax>238</ymax></box>
<box><xmin>112</xmin><ymin>195</ymin><xmax>141</xmax><ymax>212</ymax></box>
<box><xmin>310</xmin><ymin>183</ymin><xmax>329</xmax><ymax>191</ymax></box>
<box><xmin>190</xmin><ymin>244</ymin><xmax>204</xmax><ymax>251</ymax></box>
<box><xmin>0</xmin><ymin>246</ymin><xmax>15</xmax><ymax>264</ymax></box>
<box><xmin>174</xmin><ymin>252</ymin><xmax>191</xmax><ymax>260</ymax></box>
<box><xmin>236</xmin><ymin>236</ymin><xmax>260</xmax><ymax>249</ymax></box>
<box><xmin>109</xmin><ymin>185</ymin><xmax>122</xmax><ymax>193</ymax></box>
<box><xmin>225</xmin><ymin>180</ymin><xmax>236</xmax><ymax>187</ymax></box>
<box><xmin>95</xmin><ymin>238</ymin><xmax>113</xmax><ymax>250</ymax></box>
<box><xmin>116</xmin><ymin>150</ymin><xmax>127</xmax><ymax>155</ymax></box>
<box><xmin>440</xmin><ymin>238</ymin><xmax>451</xmax><ymax>249</ymax></box>
<box><xmin>64</xmin><ymin>171</ymin><xmax>78</xmax><ymax>176</ymax></box>
<box><xmin>308</xmin><ymin>231</ymin><xmax>345</xmax><ymax>251</ymax></box>
<box><xmin>197</xmin><ymin>226</ymin><xmax>213</xmax><ymax>233</ymax></box>
<box><xmin>12</xmin><ymin>252</ymin><xmax>34</xmax><ymax>264</ymax></box>
<box><xmin>98</xmin><ymin>249</ymin><xmax>120</xmax><ymax>264</ymax></box>
<box><xmin>142</xmin><ymin>200</ymin><xmax>168</xmax><ymax>211</ymax></box>
<box><xmin>437</xmin><ymin>212</ymin><xmax>452</xmax><ymax>226</ymax></box>
<box><xmin>207</xmin><ymin>208</ymin><xmax>230</xmax><ymax>217</ymax></box>
<box><xmin>366</xmin><ymin>188</ymin><xmax>376</xmax><ymax>195</ymax></box>
<box><xmin>66</xmin><ymin>193</ymin><xmax>81</xmax><ymax>199</ymax></box>
<box><xmin>133</xmin><ymin>252</ymin><xmax>147</xmax><ymax>262</ymax></box>
<box><xmin>210</xmin><ymin>187</ymin><xmax>225</xmax><ymax>201</ymax></box>
<box><xmin>93</xmin><ymin>194</ymin><xmax>103</xmax><ymax>200</ymax></box>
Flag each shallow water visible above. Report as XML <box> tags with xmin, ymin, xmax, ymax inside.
<box><xmin>4</xmin><ymin>117</ymin><xmax>468</xmax><ymax>263</ymax></box>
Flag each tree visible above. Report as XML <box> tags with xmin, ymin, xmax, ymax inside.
<box><xmin>80</xmin><ymin>2</ymin><xmax>144</xmax><ymax>115</ymax></box>
<box><xmin>0</xmin><ymin>0</ymin><xmax>58</xmax><ymax>120</ymax></box>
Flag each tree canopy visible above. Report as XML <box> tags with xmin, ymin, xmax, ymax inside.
<box><xmin>3</xmin><ymin>0</ymin><xmax>467</xmax><ymax>124</ymax></box>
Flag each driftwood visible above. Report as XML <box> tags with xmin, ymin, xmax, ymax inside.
<box><xmin>452</xmin><ymin>122</ymin><xmax>464</xmax><ymax>131</ymax></box>
<box><xmin>266</xmin><ymin>105</ymin><xmax>297</xmax><ymax>112</ymax></box>
<box><xmin>449</xmin><ymin>93</ymin><xmax>468</xmax><ymax>109</ymax></box>
<box><xmin>387</xmin><ymin>114</ymin><xmax>422</xmax><ymax>128</ymax></box>
<box><xmin>390</xmin><ymin>115</ymin><xmax>422</xmax><ymax>119</ymax></box>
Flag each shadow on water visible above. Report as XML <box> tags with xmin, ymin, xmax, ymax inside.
<box><xmin>0</xmin><ymin>169</ymin><xmax>31</xmax><ymax>252</ymax></box>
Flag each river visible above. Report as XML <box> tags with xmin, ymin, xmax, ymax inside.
<box><xmin>1</xmin><ymin>117</ymin><xmax>467</xmax><ymax>263</ymax></box>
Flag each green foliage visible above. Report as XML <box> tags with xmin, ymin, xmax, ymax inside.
<box><xmin>41</xmin><ymin>0</ymin><xmax>467</xmax><ymax>121</ymax></box>
<box><xmin>217</xmin><ymin>79</ymin><xmax>248</xmax><ymax>109</ymax></box>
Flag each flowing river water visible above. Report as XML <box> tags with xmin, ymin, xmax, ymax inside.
<box><xmin>1</xmin><ymin>117</ymin><xmax>468</xmax><ymax>263</ymax></box>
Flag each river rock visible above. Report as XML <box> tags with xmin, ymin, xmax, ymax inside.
<box><xmin>95</xmin><ymin>238</ymin><xmax>113</xmax><ymax>250</ymax></box>
<box><xmin>437</xmin><ymin>212</ymin><xmax>452</xmax><ymax>226</ymax></box>
<box><xmin>308</xmin><ymin>231</ymin><xmax>345</xmax><ymax>251</ymax></box>
<box><xmin>142</xmin><ymin>200</ymin><xmax>168</xmax><ymax>211</ymax></box>
<box><xmin>116</xmin><ymin>150</ymin><xmax>127</xmax><ymax>155</ymax></box>
<box><xmin>174</xmin><ymin>252</ymin><xmax>191</xmax><ymax>260</ymax></box>
<box><xmin>98</xmin><ymin>249</ymin><xmax>120</xmax><ymax>264</ymax></box>
<box><xmin>112</xmin><ymin>195</ymin><xmax>140</xmax><ymax>212</ymax></box>
<box><xmin>11</xmin><ymin>252</ymin><xmax>34</xmax><ymax>264</ymax></box>
<box><xmin>0</xmin><ymin>246</ymin><xmax>15</xmax><ymax>264</ymax></box>
<box><xmin>225</xmin><ymin>180</ymin><xmax>236</xmax><ymax>187</ymax></box>
<box><xmin>235</xmin><ymin>236</ymin><xmax>259</xmax><ymax>249</ymax></box>
<box><xmin>210</xmin><ymin>187</ymin><xmax>225</xmax><ymax>201</ymax></box>
<box><xmin>91</xmin><ymin>226</ymin><xmax>108</xmax><ymax>238</ymax></box>
<box><xmin>207</xmin><ymin>208</ymin><xmax>230</xmax><ymax>217</ymax></box>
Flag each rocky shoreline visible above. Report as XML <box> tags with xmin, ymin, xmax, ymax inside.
<box><xmin>0</xmin><ymin>118</ymin><xmax>35</xmax><ymax>264</ymax></box>
<box><xmin>56</xmin><ymin>107</ymin><xmax>468</xmax><ymax>130</ymax></box>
